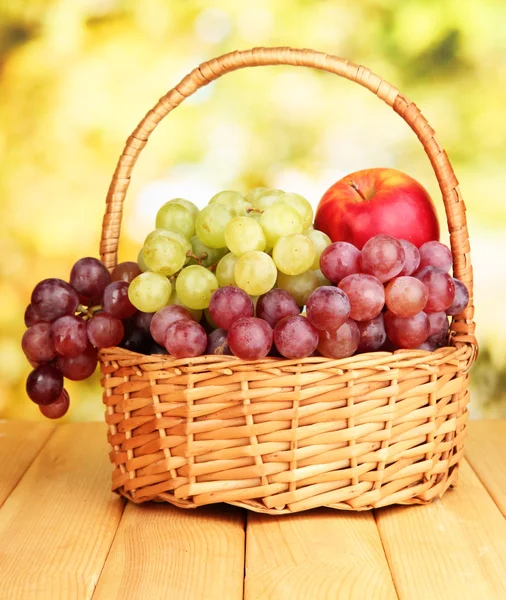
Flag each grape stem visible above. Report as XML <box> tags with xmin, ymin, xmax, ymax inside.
<box><xmin>186</xmin><ymin>251</ymin><xmax>208</xmax><ymax>267</ymax></box>
<box><xmin>77</xmin><ymin>304</ymin><xmax>102</xmax><ymax>319</ymax></box>
<box><xmin>246</xmin><ymin>207</ymin><xmax>263</xmax><ymax>214</ymax></box>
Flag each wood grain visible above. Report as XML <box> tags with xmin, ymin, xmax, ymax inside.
<box><xmin>376</xmin><ymin>459</ymin><xmax>506</xmax><ymax>600</ymax></box>
<box><xmin>93</xmin><ymin>503</ymin><xmax>245</xmax><ymax>600</ymax></box>
<box><xmin>0</xmin><ymin>420</ymin><xmax>54</xmax><ymax>507</ymax></box>
<box><xmin>465</xmin><ymin>420</ymin><xmax>506</xmax><ymax>516</ymax></box>
<box><xmin>245</xmin><ymin>508</ymin><xmax>397</xmax><ymax>600</ymax></box>
<box><xmin>0</xmin><ymin>423</ymin><xmax>124</xmax><ymax>600</ymax></box>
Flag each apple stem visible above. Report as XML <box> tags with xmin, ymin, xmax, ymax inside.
<box><xmin>348</xmin><ymin>180</ymin><xmax>367</xmax><ymax>202</ymax></box>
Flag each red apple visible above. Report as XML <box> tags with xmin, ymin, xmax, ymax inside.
<box><xmin>315</xmin><ymin>168</ymin><xmax>440</xmax><ymax>249</ymax></box>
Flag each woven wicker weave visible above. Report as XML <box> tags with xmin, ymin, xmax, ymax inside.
<box><xmin>98</xmin><ymin>47</ymin><xmax>477</xmax><ymax>513</ymax></box>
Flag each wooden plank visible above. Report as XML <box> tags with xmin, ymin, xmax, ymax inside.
<box><xmin>245</xmin><ymin>509</ymin><xmax>397</xmax><ymax>600</ymax></box>
<box><xmin>376</xmin><ymin>459</ymin><xmax>506</xmax><ymax>600</ymax></box>
<box><xmin>465</xmin><ymin>420</ymin><xmax>506</xmax><ymax>517</ymax></box>
<box><xmin>0</xmin><ymin>420</ymin><xmax>55</xmax><ymax>506</ymax></box>
<box><xmin>0</xmin><ymin>423</ymin><xmax>125</xmax><ymax>599</ymax></box>
<box><xmin>93</xmin><ymin>503</ymin><xmax>245</xmax><ymax>600</ymax></box>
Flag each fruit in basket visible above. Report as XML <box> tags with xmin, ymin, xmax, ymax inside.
<box><xmin>256</xmin><ymin>288</ymin><xmax>300</xmax><ymax>328</ymax></box>
<box><xmin>156</xmin><ymin>201</ymin><xmax>196</xmax><ymax>239</ymax></box>
<box><xmin>208</xmin><ymin>287</ymin><xmax>254</xmax><ymax>330</ymax></box>
<box><xmin>129</xmin><ymin>271</ymin><xmax>172</xmax><ymax>312</ymax></box>
<box><xmin>320</xmin><ymin>241</ymin><xmax>361</xmax><ymax>284</ymax></box>
<box><xmin>31</xmin><ymin>278</ymin><xmax>80</xmax><ymax>321</ymax></box>
<box><xmin>414</xmin><ymin>267</ymin><xmax>455</xmax><ymax>312</ymax></box>
<box><xmin>26</xmin><ymin>364</ymin><xmax>64</xmax><ymax>405</ymax></box>
<box><xmin>234</xmin><ymin>251</ymin><xmax>277</xmax><ymax>296</ymax></box>
<box><xmin>175</xmin><ymin>265</ymin><xmax>219</xmax><ymax>310</ymax></box>
<box><xmin>306</xmin><ymin>286</ymin><xmax>351</xmax><ymax>331</ymax></box>
<box><xmin>338</xmin><ymin>274</ymin><xmax>385</xmax><ymax>321</ymax></box>
<box><xmin>164</xmin><ymin>320</ymin><xmax>207</xmax><ymax>358</ymax></box>
<box><xmin>315</xmin><ymin>168</ymin><xmax>440</xmax><ymax>249</ymax></box>
<box><xmin>446</xmin><ymin>279</ymin><xmax>469</xmax><ymax>316</ymax></box>
<box><xmin>384</xmin><ymin>310</ymin><xmax>430</xmax><ymax>348</ymax></box>
<box><xmin>317</xmin><ymin>319</ymin><xmax>360</xmax><ymax>359</ymax></box>
<box><xmin>39</xmin><ymin>389</ymin><xmax>70</xmax><ymax>419</ymax></box>
<box><xmin>150</xmin><ymin>305</ymin><xmax>194</xmax><ymax>345</ymax></box>
<box><xmin>225</xmin><ymin>216</ymin><xmax>266</xmax><ymax>255</ymax></box>
<box><xmin>418</xmin><ymin>241</ymin><xmax>452</xmax><ymax>272</ymax></box>
<box><xmin>385</xmin><ymin>276</ymin><xmax>428</xmax><ymax>317</ymax></box>
<box><xmin>228</xmin><ymin>317</ymin><xmax>273</xmax><ymax>359</ymax></box>
<box><xmin>361</xmin><ymin>235</ymin><xmax>405</xmax><ymax>283</ymax></box>
<box><xmin>398</xmin><ymin>240</ymin><xmax>420</xmax><ymax>276</ymax></box>
<box><xmin>356</xmin><ymin>314</ymin><xmax>387</xmax><ymax>353</ymax></box>
<box><xmin>273</xmin><ymin>315</ymin><xmax>319</xmax><ymax>359</ymax></box>
<box><xmin>273</xmin><ymin>233</ymin><xmax>316</xmax><ymax>276</ymax></box>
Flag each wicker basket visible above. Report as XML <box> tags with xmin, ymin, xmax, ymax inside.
<box><xmin>98</xmin><ymin>47</ymin><xmax>477</xmax><ymax>514</ymax></box>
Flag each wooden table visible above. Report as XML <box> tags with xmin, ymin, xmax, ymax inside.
<box><xmin>0</xmin><ymin>420</ymin><xmax>505</xmax><ymax>599</ymax></box>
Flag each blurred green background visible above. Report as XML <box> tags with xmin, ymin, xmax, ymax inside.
<box><xmin>1</xmin><ymin>0</ymin><xmax>505</xmax><ymax>421</ymax></box>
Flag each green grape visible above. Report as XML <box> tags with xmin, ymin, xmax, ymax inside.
<box><xmin>145</xmin><ymin>228</ymin><xmax>191</xmax><ymax>255</ymax></box>
<box><xmin>234</xmin><ymin>251</ymin><xmax>277</xmax><ymax>296</ymax></box>
<box><xmin>142</xmin><ymin>235</ymin><xmax>186</xmax><ymax>276</ymax></box>
<box><xmin>260</xmin><ymin>203</ymin><xmax>303</xmax><ymax>248</ymax></box>
<box><xmin>195</xmin><ymin>204</ymin><xmax>234</xmax><ymax>248</ymax></box>
<box><xmin>303</xmin><ymin>225</ymin><xmax>315</xmax><ymax>234</ymax></box>
<box><xmin>273</xmin><ymin>234</ymin><xmax>316</xmax><ymax>276</ymax></box>
<box><xmin>167</xmin><ymin>198</ymin><xmax>199</xmax><ymax>219</ymax></box>
<box><xmin>314</xmin><ymin>269</ymin><xmax>331</xmax><ymax>287</ymax></box>
<box><xmin>128</xmin><ymin>272</ymin><xmax>172</xmax><ymax>312</ymax></box>
<box><xmin>225</xmin><ymin>217</ymin><xmax>267</xmax><ymax>256</ymax></box>
<box><xmin>168</xmin><ymin>290</ymin><xmax>202</xmax><ymax>321</ymax></box>
<box><xmin>156</xmin><ymin>201</ymin><xmax>195</xmax><ymax>239</ymax></box>
<box><xmin>252</xmin><ymin>189</ymin><xmax>285</xmax><ymax>212</ymax></box>
<box><xmin>209</xmin><ymin>190</ymin><xmax>251</xmax><ymax>216</ymax></box>
<box><xmin>245</xmin><ymin>187</ymin><xmax>269</xmax><ymax>204</ymax></box>
<box><xmin>306</xmin><ymin>229</ymin><xmax>332</xmax><ymax>270</ymax></box>
<box><xmin>281</xmin><ymin>193</ymin><xmax>314</xmax><ymax>230</ymax></box>
<box><xmin>137</xmin><ymin>248</ymin><xmax>149</xmax><ymax>272</ymax></box>
<box><xmin>189</xmin><ymin>236</ymin><xmax>228</xmax><ymax>267</ymax></box>
<box><xmin>216</xmin><ymin>252</ymin><xmax>238</xmax><ymax>286</ymax></box>
<box><xmin>277</xmin><ymin>270</ymin><xmax>319</xmax><ymax>307</ymax></box>
<box><xmin>175</xmin><ymin>265</ymin><xmax>219</xmax><ymax>310</ymax></box>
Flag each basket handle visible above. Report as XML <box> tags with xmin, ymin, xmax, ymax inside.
<box><xmin>99</xmin><ymin>46</ymin><xmax>476</xmax><ymax>349</ymax></box>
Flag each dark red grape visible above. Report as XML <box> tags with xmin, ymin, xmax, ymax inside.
<box><xmin>145</xmin><ymin>341</ymin><xmax>169</xmax><ymax>355</ymax></box>
<box><xmin>26</xmin><ymin>364</ymin><xmax>64</xmax><ymax>405</ymax></box>
<box><xmin>103</xmin><ymin>281</ymin><xmax>137</xmax><ymax>319</ymax></box>
<box><xmin>418</xmin><ymin>340</ymin><xmax>439</xmax><ymax>352</ymax></box>
<box><xmin>111</xmin><ymin>261</ymin><xmax>142</xmax><ymax>283</ymax></box>
<box><xmin>31</xmin><ymin>278</ymin><xmax>79</xmax><ymax>322</ymax></box>
<box><xmin>24</xmin><ymin>304</ymin><xmax>41</xmax><ymax>327</ymax></box>
<box><xmin>317</xmin><ymin>319</ymin><xmax>360</xmax><ymax>358</ymax></box>
<box><xmin>306</xmin><ymin>286</ymin><xmax>351</xmax><ymax>331</ymax></box>
<box><xmin>426</xmin><ymin>311</ymin><xmax>449</xmax><ymax>346</ymax></box>
<box><xmin>418</xmin><ymin>241</ymin><xmax>452</xmax><ymax>272</ymax></box>
<box><xmin>51</xmin><ymin>315</ymin><xmax>88</xmax><ymax>358</ymax></box>
<box><xmin>209</xmin><ymin>286</ymin><xmax>254</xmax><ymax>331</ymax></box>
<box><xmin>164</xmin><ymin>320</ymin><xmax>207</xmax><ymax>358</ymax></box>
<box><xmin>415</xmin><ymin>266</ymin><xmax>455</xmax><ymax>312</ymax></box>
<box><xmin>256</xmin><ymin>289</ymin><xmax>300</xmax><ymax>328</ymax></box>
<box><xmin>228</xmin><ymin>317</ymin><xmax>273</xmax><ymax>360</ymax></box>
<box><xmin>446</xmin><ymin>279</ymin><xmax>469</xmax><ymax>316</ymax></box>
<box><xmin>150</xmin><ymin>305</ymin><xmax>193</xmax><ymax>345</ymax></box>
<box><xmin>398</xmin><ymin>240</ymin><xmax>420</xmax><ymax>276</ymax></box>
<box><xmin>320</xmin><ymin>242</ymin><xmax>361</xmax><ymax>283</ymax></box>
<box><xmin>356</xmin><ymin>313</ymin><xmax>386</xmax><ymax>353</ymax></box>
<box><xmin>206</xmin><ymin>328</ymin><xmax>231</xmax><ymax>355</ymax></box>
<box><xmin>22</xmin><ymin>322</ymin><xmax>56</xmax><ymax>363</ymax></box>
<box><xmin>274</xmin><ymin>315</ymin><xmax>319</xmax><ymax>359</ymax></box>
<box><xmin>120</xmin><ymin>323</ymin><xmax>150</xmax><ymax>354</ymax></box>
<box><xmin>384</xmin><ymin>310</ymin><xmax>430</xmax><ymax>349</ymax></box>
<box><xmin>87</xmin><ymin>313</ymin><xmax>124</xmax><ymax>348</ymax></box>
<box><xmin>361</xmin><ymin>235</ymin><xmax>405</xmax><ymax>283</ymax></box>
<box><xmin>39</xmin><ymin>389</ymin><xmax>70</xmax><ymax>419</ymax></box>
<box><xmin>385</xmin><ymin>276</ymin><xmax>428</xmax><ymax>317</ymax></box>
<box><xmin>338</xmin><ymin>274</ymin><xmax>385</xmax><ymax>321</ymax></box>
<box><xmin>133</xmin><ymin>311</ymin><xmax>154</xmax><ymax>334</ymax></box>
<box><xmin>70</xmin><ymin>257</ymin><xmax>111</xmax><ymax>300</ymax></box>
<box><xmin>57</xmin><ymin>345</ymin><xmax>97</xmax><ymax>380</ymax></box>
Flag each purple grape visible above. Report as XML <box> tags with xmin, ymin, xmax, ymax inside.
<box><xmin>256</xmin><ymin>289</ymin><xmax>300</xmax><ymax>328</ymax></box>
<box><xmin>228</xmin><ymin>317</ymin><xmax>273</xmax><ymax>360</ymax></box>
<box><xmin>426</xmin><ymin>311</ymin><xmax>449</xmax><ymax>346</ymax></box>
<box><xmin>274</xmin><ymin>315</ymin><xmax>319</xmax><ymax>359</ymax></box>
<box><xmin>384</xmin><ymin>310</ymin><xmax>430</xmax><ymax>349</ymax></box>
<box><xmin>150</xmin><ymin>305</ymin><xmax>193</xmax><ymax>346</ymax></box>
<box><xmin>338</xmin><ymin>274</ymin><xmax>385</xmax><ymax>321</ymax></box>
<box><xmin>446</xmin><ymin>279</ymin><xmax>469</xmax><ymax>316</ymax></box>
<box><xmin>145</xmin><ymin>341</ymin><xmax>169</xmax><ymax>355</ymax></box>
<box><xmin>111</xmin><ymin>261</ymin><xmax>142</xmax><ymax>283</ymax></box>
<box><xmin>418</xmin><ymin>241</ymin><xmax>452</xmax><ymax>272</ymax></box>
<box><xmin>164</xmin><ymin>320</ymin><xmax>207</xmax><ymax>358</ymax></box>
<box><xmin>51</xmin><ymin>315</ymin><xmax>88</xmax><ymax>358</ymax></box>
<box><xmin>133</xmin><ymin>311</ymin><xmax>154</xmax><ymax>335</ymax></box>
<box><xmin>317</xmin><ymin>319</ymin><xmax>360</xmax><ymax>358</ymax></box>
<box><xmin>206</xmin><ymin>328</ymin><xmax>231</xmax><ymax>355</ymax></box>
<box><xmin>306</xmin><ymin>286</ymin><xmax>351</xmax><ymax>331</ymax></box>
<box><xmin>39</xmin><ymin>389</ymin><xmax>70</xmax><ymax>419</ymax></box>
<box><xmin>22</xmin><ymin>322</ymin><xmax>56</xmax><ymax>363</ymax></box>
<box><xmin>24</xmin><ymin>304</ymin><xmax>41</xmax><ymax>327</ymax></box>
<box><xmin>57</xmin><ymin>345</ymin><xmax>97</xmax><ymax>380</ymax></box>
<box><xmin>70</xmin><ymin>257</ymin><xmax>111</xmax><ymax>301</ymax></box>
<box><xmin>31</xmin><ymin>278</ymin><xmax>79</xmax><ymax>322</ymax></box>
<box><xmin>87</xmin><ymin>313</ymin><xmax>124</xmax><ymax>348</ymax></box>
<box><xmin>320</xmin><ymin>242</ymin><xmax>361</xmax><ymax>283</ymax></box>
<box><xmin>119</xmin><ymin>322</ymin><xmax>150</xmax><ymax>354</ymax></box>
<box><xmin>103</xmin><ymin>281</ymin><xmax>137</xmax><ymax>319</ymax></box>
<box><xmin>356</xmin><ymin>313</ymin><xmax>387</xmax><ymax>353</ymax></box>
<box><xmin>398</xmin><ymin>240</ymin><xmax>420</xmax><ymax>276</ymax></box>
<box><xmin>415</xmin><ymin>267</ymin><xmax>455</xmax><ymax>312</ymax></box>
<box><xmin>361</xmin><ymin>235</ymin><xmax>405</xmax><ymax>283</ymax></box>
<box><xmin>26</xmin><ymin>364</ymin><xmax>64</xmax><ymax>405</ymax></box>
<box><xmin>208</xmin><ymin>287</ymin><xmax>254</xmax><ymax>331</ymax></box>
